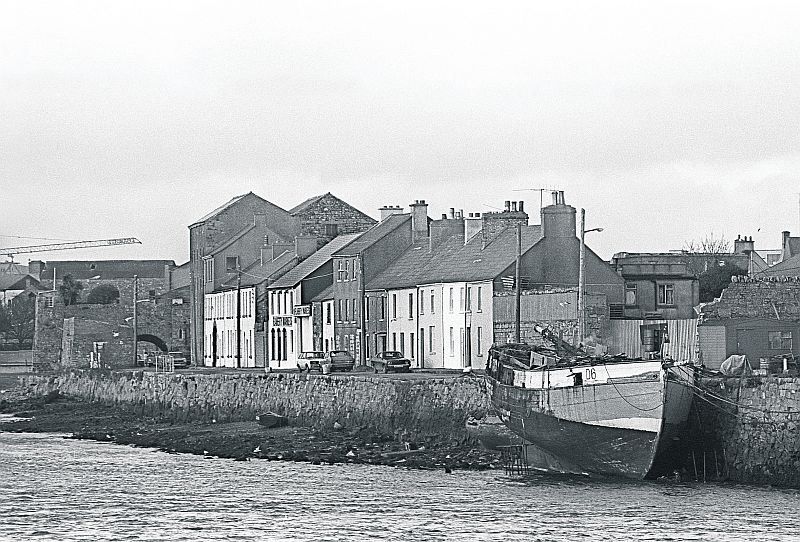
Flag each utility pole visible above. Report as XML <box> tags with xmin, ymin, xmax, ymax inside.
<box><xmin>578</xmin><ymin>209</ymin><xmax>586</xmax><ymax>347</ymax></box>
<box><xmin>514</xmin><ymin>223</ymin><xmax>522</xmax><ymax>343</ymax></box>
<box><xmin>359</xmin><ymin>254</ymin><xmax>366</xmax><ymax>365</ymax></box>
<box><xmin>236</xmin><ymin>264</ymin><xmax>242</xmax><ymax>368</ymax></box>
<box><xmin>132</xmin><ymin>275</ymin><xmax>138</xmax><ymax>366</ymax></box>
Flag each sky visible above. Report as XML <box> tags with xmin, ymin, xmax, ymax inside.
<box><xmin>2</xmin><ymin>0</ymin><xmax>800</xmax><ymax>265</ymax></box>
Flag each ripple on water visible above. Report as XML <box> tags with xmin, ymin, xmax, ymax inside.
<box><xmin>0</xmin><ymin>432</ymin><xmax>799</xmax><ymax>542</ymax></box>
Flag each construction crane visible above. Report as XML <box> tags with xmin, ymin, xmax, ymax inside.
<box><xmin>0</xmin><ymin>238</ymin><xmax>142</xmax><ymax>261</ymax></box>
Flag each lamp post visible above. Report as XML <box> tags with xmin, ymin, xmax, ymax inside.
<box><xmin>578</xmin><ymin>209</ymin><xmax>603</xmax><ymax>347</ymax></box>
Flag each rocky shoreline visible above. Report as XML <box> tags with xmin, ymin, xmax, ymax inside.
<box><xmin>0</xmin><ymin>388</ymin><xmax>501</xmax><ymax>471</ymax></box>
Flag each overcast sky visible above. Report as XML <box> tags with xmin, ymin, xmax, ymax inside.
<box><xmin>3</xmin><ymin>0</ymin><xmax>800</xmax><ymax>265</ymax></box>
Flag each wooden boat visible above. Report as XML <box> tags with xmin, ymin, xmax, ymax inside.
<box><xmin>486</xmin><ymin>343</ymin><xmax>695</xmax><ymax>479</ymax></box>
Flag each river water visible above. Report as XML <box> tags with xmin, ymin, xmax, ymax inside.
<box><xmin>1</xmin><ymin>432</ymin><xmax>798</xmax><ymax>542</ymax></box>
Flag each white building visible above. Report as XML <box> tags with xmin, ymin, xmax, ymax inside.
<box><xmin>414</xmin><ymin>280</ymin><xmax>493</xmax><ymax>368</ymax></box>
<box><xmin>266</xmin><ymin>233</ymin><xmax>361</xmax><ymax>368</ymax></box>
<box><xmin>203</xmin><ymin>286</ymin><xmax>257</xmax><ymax>368</ymax></box>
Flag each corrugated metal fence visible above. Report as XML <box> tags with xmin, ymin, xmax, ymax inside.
<box><xmin>493</xmin><ymin>291</ymin><xmax>577</xmax><ymax>322</ymax></box>
<box><xmin>607</xmin><ymin>318</ymin><xmax>698</xmax><ymax>362</ymax></box>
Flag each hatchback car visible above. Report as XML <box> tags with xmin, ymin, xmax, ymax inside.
<box><xmin>297</xmin><ymin>351</ymin><xmax>325</xmax><ymax>372</ymax></box>
<box><xmin>169</xmin><ymin>351</ymin><xmax>190</xmax><ymax>369</ymax></box>
<box><xmin>323</xmin><ymin>350</ymin><xmax>355</xmax><ymax>373</ymax></box>
<box><xmin>370</xmin><ymin>351</ymin><xmax>412</xmax><ymax>373</ymax></box>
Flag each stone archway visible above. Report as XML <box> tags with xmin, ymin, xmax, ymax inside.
<box><xmin>137</xmin><ymin>333</ymin><xmax>168</xmax><ymax>353</ymax></box>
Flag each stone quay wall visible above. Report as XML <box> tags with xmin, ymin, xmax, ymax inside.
<box><xmin>696</xmin><ymin>376</ymin><xmax>800</xmax><ymax>487</ymax></box>
<box><xmin>21</xmin><ymin>371</ymin><xmax>492</xmax><ymax>443</ymax></box>
<box><xmin>19</xmin><ymin>370</ymin><xmax>800</xmax><ymax>485</ymax></box>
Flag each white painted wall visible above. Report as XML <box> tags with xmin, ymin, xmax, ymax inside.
<box><xmin>321</xmin><ymin>299</ymin><xmax>335</xmax><ymax>353</ymax></box>
<box><xmin>386</xmin><ymin>287</ymin><xmax>417</xmax><ymax>364</ymax></box>
<box><xmin>416</xmin><ymin>280</ymin><xmax>493</xmax><ymax>369</ymax></box>
<box><xmin>266</xmin><ymin>285</ymin><xmax>301</xmax><ymax>369</ymax></box>
<box><xmin>203</xmin><ymin>287</ymin><xmax>256</xmax><ymax>368</ymax></box>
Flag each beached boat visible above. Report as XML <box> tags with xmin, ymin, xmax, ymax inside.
<box><xmin>486</xmin><ymin>343</ymin><xmax>695</xmax><ymax>479</ymax></box>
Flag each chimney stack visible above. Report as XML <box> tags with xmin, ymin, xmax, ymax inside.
<box><xmin>409</xmin><ymin>200</ymin><xmax>429</xmax><ymax>243</ymax></box>
<box><xmin>379</xmin><ymin>205</ymin><xmax>404</xmax><ymax>221</ymax></box>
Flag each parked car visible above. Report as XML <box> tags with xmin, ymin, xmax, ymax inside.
<box><xmin>323</xmin><ymin>350</ymin><xmax>355</xmax><ymax>373</ymax></box>
<box><xmin>370</xmin><ymin>350</ymin><xmax>412</xmax><ymax>373</ymax></box>
<box><xmin>297</xmin><ymin>351</ymin><xmax>325</xmax><ymax>372</ymax></box>
<box><xmin>169</xmin><ymin>351</ymin><xmax>190</xmax><ymax>369</ymax></box>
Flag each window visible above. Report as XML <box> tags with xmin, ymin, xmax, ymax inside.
<box><xmin>392</xmin><ymin>294</ymin><xmax>397</xmax><ymax>319</ymax></box>
<box><xmin>325</xmin><ymin>223</ymin><xmax>339</xmax><ymax>237</ymax></box>
<box><xmin>380</xmin><ymin>297</ymin><xmax>386</xmax><ymax>320</ymax></box>
<box><xmin>203</xmin><ymin>258</ymin><xmax>214</xmax><ymax>284</ymax></box>
<box><xmin>769</xmin><ymin>331</ymin><xmax>793</xmax><ymax>350</ymax></box>
<box><xmin>466</xmin><ymin>287</ymin><xmax>472</xmax><ymax>311</ymax></box>
<box><xmin>449</xmin><ymin>327</ymin><xmax>455</xmax><ymax>356</ymax></box>
<box><xmin>365</xmin><ymin>298</ymin><xmax>370</xmax><ymax>320</ymax></box>
<box><xmin>352</xmin><ymin>298</ymin><xmax>358</xmax><ymax>322</ymax></box>
<box><xmin>337</xmin><ymin>260</ymin><xmax>344</xmax><ymax>281</ymax></box>
<box><xmin>290</xmin><ymin>330</ymin><xmax>294</xmax><ymax>353</ymax></box>
<box><xmin>658</xmin><ymin>284</ymin><xmax>675</xmax><ymax>305</ymax></box>
<box><xmin>477</xmin><ymin>287</ymin><xmax>482</xmax><ymax>312</ymax></box>
<box><xmin>45</xmin><ymin>295</ymin><xmax>54</xmax><ymax>308</ymax></box>
<box><xmin>624</xmin><ymin>283</ymin><xmax>637</xmax><ymax>306</ymax></box>
<box><xmin>345</xmin><ymin>299</ymin><xmax>350</xmax><ymax>321</ymax></box>
<box><xmin>420</xmin><ymin>291</ymin><xmax>424</xmax><ymax>314</ymax></box>
<box><xmin>226</xmin><ymin>256</ymin><xmax>239</xmax><ymax>272</ymax></box>
<box><xmin>431</xmin><ymin>291</ymin><xmax>435</xmax><ymax>314</ymax></box>
<box><xmin>344</xmin><ymin>260</ymin><xmax>350</xmax><ymax>281</ymax></box>
<box><xmin>410</xmin><ymin>333</ymin><xmax>415</xmax><ymax>359</ymax></box>
<box><xmin>408</xmin><ymin>293</ymin><xmax>414</xmax><ymax>319</ymax></box>
<box><xmin>459</xmin><ymin>287</ymin><xmax>465</xmax><ymax>312</ymax></box>
<box><xmin>326</xmin><ymin>303</ymin><xmax>332</xmax><ymax>324</ymax></box>
<box><xmin>449</xmin><ymin>288</ymin><xmax>454</xmax><ymax>312</ymax></box>
<box><xmin>429</xmin><ymin>326</ymin><xmax>435</xmax><ymax>352</ymax></box>
<box><xmin>337</xmin><ymin>300</ymin><xmax>343</xmax><ymax>322</ymax></box>
<box><xmin>400</xmin><ymin>332</ymin><xmax>405</xmax><ymax>355</ymax></box>
<box><xmin>392</xmin><ymin>333</ymin><xmax>397</xmax><ymax>350</ymax></box>
<box><xmin>477</xmin><ymin>327</ymin><xmax>483</xmax><ymax>356</ymax></box>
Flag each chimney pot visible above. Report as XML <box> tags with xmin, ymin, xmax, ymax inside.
<box><xmin>511</xmin><ymin>202</ymin><xmax>517</xmax><ymax>212</ymax></box>
<box><xmin>449</xmin><ymin>207</ymin><xmax>455</xmax><ymax>219</ymax></box>
<box><xmin>504</xmin><ymin>200</ymin><xmax>511</xmax><ymax>212</ymax></box>
<box><xmin>519</xmin><ymin>201</ymin><xmax>524</xmax><ymax>213</ymax></box>
<box><xmin>441</xmin><ymin>214</ymin><xmax>447</xmax><ymax>219</ymax></box>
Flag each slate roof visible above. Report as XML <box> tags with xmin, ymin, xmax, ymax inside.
<box><xmin>0</xmin><ymin>274</ymin><xmax>38</xmax><ymax>291</ymax></box>
<box><xmin>366</xmin><ymin>225</ymin><xmax>543</xmax><ymax>290</ymax></box>
<box><xmin>759</xmin><ymin>253</ymin><xmax>800</xmax><ymax>277</ymax></box>
<box><xmin>268</xmin><ymin>233</ymin><xmax>362</xmax><ymax>289</ymax></box>
<box><xmin>311</xmin><ymin>284</ymin><xmax>335</xmax><ymax>302</ymax></box>
<box><xmin>191</xmin><ymin>193</ymin><xmax>249</xmax><ymax>226</ymax></box>
<box><xmin>231</xmin><ymin>250</ymin><xmax>298</xmax><ymax>288</ymax></box>
<box><xmin>289</xmin><ymin>193</ymin><xmax>329</xmax><ymax>215</ymax></box>
<box><xmin>333</xmin><ymin>214</ymin><xmax>411</xmax><ymax>256</ymax></box>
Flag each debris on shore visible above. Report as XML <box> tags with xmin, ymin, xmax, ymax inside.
<box><xmin>0</xmin><ymin>391</ymin><xmax>500</xmax><ymax>471</ymax></box>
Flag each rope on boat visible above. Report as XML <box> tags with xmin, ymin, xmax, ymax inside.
<box><xmin>603</xmin><ymin>364</ymin><xmax>663</xmax><ymax>412</ymax></box>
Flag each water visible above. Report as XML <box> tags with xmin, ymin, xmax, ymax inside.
<box><xmin>1</xmin><ymin>433</ymin><xmax>798</xmax><ymax>541</ymax></box>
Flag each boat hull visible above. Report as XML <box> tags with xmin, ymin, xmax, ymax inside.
<box><xmin>490</xmin><ymin>362</ymin><xmax>694</xmax><ymax>479</ymax></box>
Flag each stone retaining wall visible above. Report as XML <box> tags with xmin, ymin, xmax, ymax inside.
<box><xmin>19</xmin><ymin>370</ymin><xmax>800</xmax><ymax>485</ymax></box>
<box><xmin>21</xmin><ymin>371</ymin><xmax>492</xmax><ymax>443</ymax></box>
<box><xmin>694</xmin><ymin>376</ymin><xmax>800</xmax><ymax>487</ymax></box>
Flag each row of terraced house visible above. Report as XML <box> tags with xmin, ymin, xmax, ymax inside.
<box><xmin>21</xmin><ymin>189</ymin><xmax>800</xmax><ymax>372</ymax></box>
<box><xmin>194</xmin><ymin>190</ymin><xmax>628</xmax><ymax>370</ymax></box>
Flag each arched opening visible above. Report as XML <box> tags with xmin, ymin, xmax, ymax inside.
<box><xmin>137</xmin><ymin>334</ymin><xmax>168</xmax><ymax>352</ymax></box>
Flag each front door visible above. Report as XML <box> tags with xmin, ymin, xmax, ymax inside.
<box><xmin>212</xmin><ymin>324</ymin><xmax>218</xmax><ymax>367</ymax></box>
